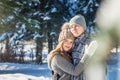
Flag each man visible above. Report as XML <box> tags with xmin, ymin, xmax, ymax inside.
<box><xmin>69</xmin><ymin>14</ymin><xmax>112</xmax><ymax>80</ymax></box>
<box><xmin>69</xmin><ymin>14</ymin><xmax>90</xmax><ymax>80</ymax></box>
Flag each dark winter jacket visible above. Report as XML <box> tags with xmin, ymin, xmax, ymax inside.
<box><xmin>47</xmin><ymin>53</ymin><xmax>84</xmax><ymax>80</ymax></box>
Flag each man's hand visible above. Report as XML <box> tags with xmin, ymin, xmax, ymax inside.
<box><xmin>80</xmin><ymin>41</ymin><xmax>98</xmax><ymax>63</ymax></box>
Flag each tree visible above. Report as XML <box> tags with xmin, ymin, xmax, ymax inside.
<box><xmin>0</xmin><ymin>0</ymin><xmax>102</xmax><ymax>63</ymax></box>
<box><xmin>67</xmin><ymin>0</ymin><xmax>102</xmax><ymax>34</ymax></box>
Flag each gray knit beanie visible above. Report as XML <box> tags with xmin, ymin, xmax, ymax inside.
<box><xmin>58</xmin><ymin>22</ymin><xmax>74</xmax><ymax>43</ymax></box>
<box><xmin>69</xmin><ymin>14</ymin><xmax>86</xmax><ymax>29</ymax></box>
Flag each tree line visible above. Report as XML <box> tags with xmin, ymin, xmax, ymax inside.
<box><xmin>0</xmin><ymin>0</ymin><xmax>102</xmax><ymax>64</ymax></box>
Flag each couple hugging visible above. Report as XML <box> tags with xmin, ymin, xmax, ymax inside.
<box><xmin>47</xmin><ymin>14</ymin><xmax>106</xmax><ymax>80</ymax></box>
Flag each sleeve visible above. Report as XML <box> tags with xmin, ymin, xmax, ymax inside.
<box><xmin>53</xmin><ymin>55</ymin><xmax>84</xmax><ymax>76</ymax></box>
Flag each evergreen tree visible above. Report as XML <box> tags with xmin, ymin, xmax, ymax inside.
<box><xmin>0</xmin><ymin>0</ymin><xmax>102</xmax><ymax>63</ymax></box>
<box><xmin>67</xmin><ymin>0</ymin><xmax>102</xmax><ymax>34</ymax></box>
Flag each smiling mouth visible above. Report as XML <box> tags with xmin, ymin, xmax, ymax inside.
<box><xmin>66</xmin><ymin>47</ymin><xmax>70</xmax><ymax>49</ymax></box>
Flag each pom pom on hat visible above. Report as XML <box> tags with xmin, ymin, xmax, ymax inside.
<box><xmin>58</xmin><ymin>22</ymin><xmax>74</xmax><ymax>42</ymax></box>
<box><xmin>61</xmin><ymin>22</ymin><xmax>70</xmax><ymax>30</ymax></box>
<box><xmin>69</xmin><ymin>14</ymin><xmax>86</xmax><ymax>29</ymax></box>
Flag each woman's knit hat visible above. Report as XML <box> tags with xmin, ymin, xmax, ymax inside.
<box><xmin>58</xmin><ymin>22</ymin><xmax>74</xmax><ymax>42</ymax></box>
<box><xmin>69</xmin><ymin>14</ymin><xmax>86</xmax><ymax>29</ymax></box>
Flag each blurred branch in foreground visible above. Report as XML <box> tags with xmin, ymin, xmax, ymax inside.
<box><xmin>85</xmin><ymin>0</ymin><xmax>120</xmax><ymax>80</ymax></box>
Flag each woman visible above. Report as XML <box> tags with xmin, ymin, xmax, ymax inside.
<box><xmin>47</xmin><ymin>22</ymin><xmax>89</xmax><ymax>80</ymax></box>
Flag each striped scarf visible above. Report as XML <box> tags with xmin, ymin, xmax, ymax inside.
<box><xmin>71</xmin><ymin>31</ymin><xmax>90</xmax><ymax>80</ymax></box>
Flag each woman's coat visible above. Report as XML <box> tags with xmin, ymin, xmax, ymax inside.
<box><xmin>47</xmin><ymin>53</ymin><xmax>84</xmax><ymax>80</ymax></box>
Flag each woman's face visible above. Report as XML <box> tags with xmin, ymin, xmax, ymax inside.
<box><xmin>70</xmin><ymin>24</ymin><xmax>84</xmax><ymax>37</ymax></box>
<box><xmin>62</xmin><ymin>39</ymin><xmax>74</xmax><ymax>52</ymax></box>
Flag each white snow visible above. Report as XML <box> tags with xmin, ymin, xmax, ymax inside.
<box><xmin>0</xmin><ymin>53</ymin><xmax>120</xmax><ymax>80</ymax></box>
<box><xmin>51</xmin><ymin>8</ymin><xmax>57</xmax><ymax>13</ymax></box>
<box><xmin>0</xmin><ymin>63</ymin><xmax>51</xmax><ymax>80</ymax></box>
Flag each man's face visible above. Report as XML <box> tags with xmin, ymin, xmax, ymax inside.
<box><xmin>70</xmin><ymin>24</ymin><xmax>84</xmax><ymax>37</ymax></box>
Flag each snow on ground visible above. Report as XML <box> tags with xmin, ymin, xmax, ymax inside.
<box><xmin>0</xmin><ymin>62</ymin><xmax>51</xmax><ymax>80</ymax></box>
<box><xmin>0</xmin><ymin>52</ymin><xmax>120</xmax><ymax>80</ymax></box>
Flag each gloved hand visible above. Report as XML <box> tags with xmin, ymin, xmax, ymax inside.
<box><xmin>80</xmin><ymin>53</ymin><xmax>89</xmax><ymax>63</ymax></box>
<box><xmin>80</xmin><ymin>41</ymin><xmax>98</xmax><ymax>63</ymax></box>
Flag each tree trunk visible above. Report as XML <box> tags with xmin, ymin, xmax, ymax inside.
<box><xmin>47</xmin><ymin>32</ymin><xmax>53</xmax><ymax>53</ymax></box>
<box><xmin>35</xmin><ymin>37</ymin><xmax>43</xmax><ymax>64</ymax></box>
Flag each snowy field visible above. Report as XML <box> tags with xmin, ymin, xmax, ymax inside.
<box><xmin>0</xmin><ymin>63</ymin><xmax>51</xmax><ymax>80</ymax></box>
<box><xmin>0</xmin><ymin>52</ymin><xmax>120</xmax><ymax>80</ymax></box>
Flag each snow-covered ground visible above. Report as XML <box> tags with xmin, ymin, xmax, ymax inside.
<box><xmin>0</xmin><ymin>52</ymin><xmax>120</xmax><ymax>80</ymax></box>
<box><xmin>0</xmin><ymin>62</ymin><xmax>51</xmax><ymax>80</ymax></box>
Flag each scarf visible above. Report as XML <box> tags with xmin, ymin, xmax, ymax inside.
<box><xmin>71</xmin><ymin>31</ymin><xmax>90</xmax><ymax>80</ymax></box>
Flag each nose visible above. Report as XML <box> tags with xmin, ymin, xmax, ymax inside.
<box><xmin>67</xmin><ymin>42</ymin><xmax>72</xmax><ymax>47</ymax></box>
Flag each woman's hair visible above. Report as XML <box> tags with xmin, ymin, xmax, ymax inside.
<box><xmin>48</xmin><ymin>41</ymin><xmax>64</xmax><ymax>64</ymax></box>
<box><xmin>49</xmin><ymin>40</ymin><xmax>72</xmax><ymax>63</ymax></box>
<box><xmin>49</xmin><ymin>22</ymin><xmax>74</xmax><ymax>63</ymax></box>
